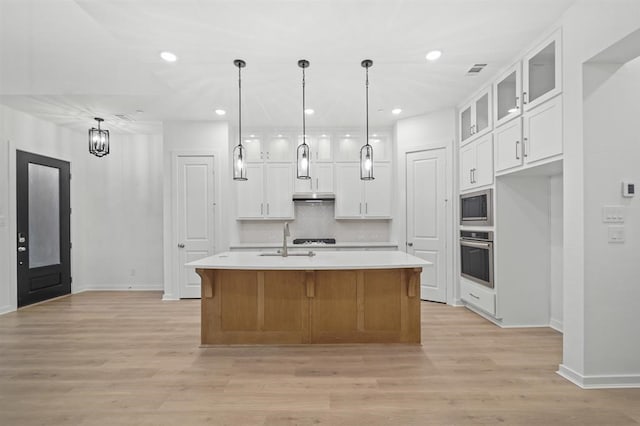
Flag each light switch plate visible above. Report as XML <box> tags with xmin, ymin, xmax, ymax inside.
<box><xmin>608</xmin><ymin>225</ymin><xmax>625</xmax><ymax>243</ymax></box>
<box><xmin>603</xmin><ymin>205</ymin><xmax>625</xmax><ymax>223</ymax></box>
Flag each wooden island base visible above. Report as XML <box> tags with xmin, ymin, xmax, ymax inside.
<box><xmin>196</xmin><ymin>268</ymin><xmax>421</xmax><ymax>345</ymax></box>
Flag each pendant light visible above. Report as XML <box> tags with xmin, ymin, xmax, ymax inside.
<box><xmin>360</xmin><ymin>59</ymin><xmax>374</xmax><ymax>180</ymax></box>
<box><xmin>88</xmin><ymin>117</ymin><xmax>110</xmax><ymax>158</ymax></box>
<box><xmin>297</xmin><ymin>59</ymin><xmax>311</xmax><ymax>180</ymax></box>
<box><xmin>232</xmin><ymin>59</ymin><xmax>247</xmax><ymax>181</ymax></box>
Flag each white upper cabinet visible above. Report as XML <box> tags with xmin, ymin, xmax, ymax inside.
<box><xmin>294</xmin><ymin>163</ymin><xmax>333</xmax><ymax>193</ymax></box>
<box><xmin>335</xmin><ymin>162</ymin><xmax>391</xmax><ymax>219</ymax></box>
<box><xmin>297</xmin><ymin>134</ymin><xmax>333</xmax><ymax>162</ymax></box>
<box><xmin>334</xmin><ymin>132</ymin><xmax>390</xmax><ymax>162</ymax></box>
<box><xmin>265</xmin><ymin>135</ymin><xmax>295</xmax><ymax>162</ymax></box>
<box><xmin>494</xmin><ymin>118</ymin><xmax>524</xmax><ymax>173</ymax></box>
<box><xmin>494</xmin><ymin>95</ymin><xmax>562</xmax><ymax>175</ymax></box>
<box><xmin>494</xmin><ymin>62</ymin><xmax>522</xmax><ymax>128</ymax></box>
<box><xmin>460</xmin><ymin>134</ymin><xmax>493</xmax><ymax>192</ymax></box>
<box><xmin>237</xmin><ymin>163</ymin><xmax>294</xmax><ymax>220</ymax></box>
<box><xmin>459</xmin><ymin>85</ymin><xmax>493</xmax><ymax>146</ymax></box>
<box><xmin>523</xmin><ymin>29</ymin><xmax>562</xmax><ymax>112</ymax></box>
<box><xmin>243</xmin><ymin>136</ymin><xmax>263</xmax><ymax>163</ymax></box>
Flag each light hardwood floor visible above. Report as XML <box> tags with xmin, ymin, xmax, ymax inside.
<box><xmin>1</xmin><ymin>291</ymin><xmax>639</xmax><ymax>425</ymax></box>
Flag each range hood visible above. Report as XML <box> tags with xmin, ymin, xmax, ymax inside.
<box><xmin>292</xmin><ymin>193</ymin><xmax>335</xmax><ymax>203</ymax></box>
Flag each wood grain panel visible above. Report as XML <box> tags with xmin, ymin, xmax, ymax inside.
<box><xmin>219</xmin><ymin>270</ymin><xmax>258</xmax><ymax>331</ymax></box>
<box><xmin>263</xmin><ymin>270</ymin><xmax>306</xmax><ymax>332</ymax></box>
<box><xmin>312</xmin><ymin>270</ymin><xmax>358</xmax><ymax>334</ymax></box>
<box><xmin>363</xmin><ymin>269</ymin><xmax>401</xmax><ymax>331</ymax></box>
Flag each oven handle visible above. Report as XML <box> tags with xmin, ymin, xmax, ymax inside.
<box><xmin>460</xmin><ymin>240</ymin><xmax>493</xmax><ymax>249</ymax></box>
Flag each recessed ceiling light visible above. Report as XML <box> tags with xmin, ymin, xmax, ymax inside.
<box><xmin>321</xmin><ymin>134</ymin><xmax>327</xmax><ymax>137</ymax></box>
<box><xmin>425</xmin><ymin>50</ymin><xmax>442</xmax><ymax>61</ymax></box>
<box><xmin>249</xmin><ymin>134</ymin><xmax>255</xmax><ymax>138</ymax></box>
<box><xmin>345</xmin><ymin>134</ymin><xmax>351</xmax><ymax>138</ymax></box>
<box><xmin>215</xmin><ymin>109</ymin><xmax>226</xmax><ymax>116</ymax></box>
<box><xmin>391</xmin><ymin>108</ymin><xmax>402</xmax><ymax>115</ymax></box>
<box><xmin>160</xmin><ymin>51</ymin><xmax>178</xmax><ymax>62</ymax></box>
<box><xmin>304</xmin><ymin>108</ymin><xmax>314</xmax><ymax>115</ymax></box>
<box><xmin>372</xmin><ymin>134</ymin><xmax>378</xmax><ymax>137</ymax></box>
<box><xmin>277</xmin><ymin>134</ymin><xmax>283</xmax><ymax>137</ymax></box>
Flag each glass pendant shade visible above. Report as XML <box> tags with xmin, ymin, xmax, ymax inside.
<box><xmin>297</xmin><ymin>141</ymin><xmax>310</xmax><ymax>179</ymax></box>
<box><xmin>233</xmin><ymin>143</ymin><xmax>247</xmax><ymax>181</ymax></box>
<box><xmin>360</xmin><ymin>143</ymin><xmax>374</xmax><ymax>180</ymax></box>
<box><xmin>88</xmin><ymin>118</ymin><xmax>109</xmax><ymax>158</ymax></box>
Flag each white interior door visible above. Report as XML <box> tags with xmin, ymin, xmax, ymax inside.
<box><xmin>406</xmin><ymin>149</ymin><xmax>447</xmax><ymax>302</ymax></box>
<box><xmin>177</xmin><ymin>156</ymin><xmax>215</xmax><ymax>298</ymax></box>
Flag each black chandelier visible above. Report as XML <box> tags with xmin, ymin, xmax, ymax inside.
<box><xmin>360</xmin><ymin>59</ymin><xmax>374</xmax><ymax>180</ymax></box>
<box><xmin>297</xmin><ymin>59</ymin><xmax>311</xmax><ymax>180</ymax></box>
<box><xmin>88</xmin><ymin>117</ymin><xmax>110</xmax><ymax>158</ymax></box>
<box><xmin>232</xmin><ymin>59</ymin><xmax>247</xmax><ymax>181</ymax></box>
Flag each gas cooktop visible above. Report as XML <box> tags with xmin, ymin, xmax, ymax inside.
<box><xmin>292</xmin><ymin>238</ymin><xmax>336</xmax><ymax>245</ymax></box>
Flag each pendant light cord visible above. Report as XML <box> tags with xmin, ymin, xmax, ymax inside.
<box><xmin>302</xmin><ymin>65</ymin><xmax>306</xmax><ymax>146</ymax></box>
<box><xmin>365</xmin><ymin>64</ymin><xmax>369</xmax><ymax>147</ymax></box>
<box><xmin>238</xmin><ymin>64</ymin><xmax>242</xmax><ymax>148</ymax></box>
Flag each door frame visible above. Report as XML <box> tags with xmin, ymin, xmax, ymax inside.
<box><xmin>164</xmin><ymin>151</ymin><xmax>221</xmax><ymax>300</ymax></box>
<box><xmin>397</xmin><ymin>143</ymin><xmax>456</xmax><ymax>305</ymax></box>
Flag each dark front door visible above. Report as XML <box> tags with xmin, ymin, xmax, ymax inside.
<box><xmin>16</xmin><ymin>150</ymin><xmax>71</xmax><ymax>307</ymax></box>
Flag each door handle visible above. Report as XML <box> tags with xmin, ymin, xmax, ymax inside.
<box><xmin>523</xmin><ymin>137</ymin><xmax>529</xmax><ymax>158</ymax></box>
<box><xmin>523</xmin><ymin>91</ymin><xmax>528</xmax><ymax>104</ymax></box>
<box><xmin>407</xmin><ymin>242</ymin><xmax>413</xmax><ymax>247</ymax></box>
<box><xmin>18</xmin><ymin>246</ymin><xmax>26</xmax><ymax>252</ymax></box>
<box><xmin>178</xmin><ymin>243</ymin><xmax>185</xmax><ymax>248</ymax></box>
<box><xmin>516</xmin><ymin>140</ymin><xmax>520</xmax><ymax>160</ymax></box>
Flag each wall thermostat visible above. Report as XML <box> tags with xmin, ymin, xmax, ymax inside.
<box><xmin>622</xmin><ymin>181</ymin><xmax>635</xmax><ymax>198</ymax></box>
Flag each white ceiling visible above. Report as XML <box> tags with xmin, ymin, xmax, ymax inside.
<box><xmin>0</xmin><ymin>0</ymin><xmax>575</xmax><ymax>134</ymax></box>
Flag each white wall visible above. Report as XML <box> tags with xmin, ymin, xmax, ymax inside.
<box><xmin>558</xmin><ymin>0</ymin><xmax>640</xmax><ymax>387</ymax></box>
<box><xmin>162</xmin><ymin>121</ymin><xmax>230</xmax><ymax>300</ymax></box>
<box><xmin>581</xmin><ymin>57</ymin><xmax>640</xmax><ymax>379</ymax></box>
<box><xmin>0</xmin><ymin>105</ymin><xmax>163</xmax><ymax>313</ymax></box>
<box><xmin>393</xmin><ymin>109</ymin><xmax>456</xmax><ymax>303</ymax></box>
<box><xmin>549</xmin><ymin>174</ymin><xmax>563</xmax><ymax>331</ymax></box>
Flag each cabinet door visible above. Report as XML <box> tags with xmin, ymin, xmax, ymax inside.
<box><xmin>314</xmin><ymin>163</ymin><xmax>334</xmax><ymax>193</ymax></box>
<box><xmin>312</xmin><ymin>135</ymin><xmax>332</xmax><ymax>162</ymax></box>
<box><xmin>369</xmin><ymin>134</ymin><xmax>389</xmax><ymax>161</ymax></box>
<box><xmin>459</xmin><ymin>103</ymin><xmax>473</xmax><ymax>144</ymax></box>
<box><xmin>265</xmin><ymin>164</ymin><xmax>294</xmax><ymax>219</ymax></box>
<box><xmin>237</xmin><ymin>164</ymin><xmax>264</xmax><ymax>218</ymax></box>
<box><xmin>364</xmin><ymin>163</ymin><xmax>391</xmax><ymax>218</ymax></box>
<box><xmin>335</xmin><ymin>163</ymin><xmax>363</xmax><ymax>218</ymax></box>
<box><xmin>266</xmin><ymin>135</ymin><xmax>293</xmax><ymax>162</ymax></box>
<box><xmin>524</xmin><ymin>95</ymin><xmax>562</xmax><ymax>164</ymax></box>
<box><xmin>474</xmin><ymin>88</ymin><xmax>492</xmax><ymax>138</ymax></box>
<box><xmin>334</xmin><ymin>134</ymin><xmax>361</xmax><ymax>162</ymax></box>
<box><xmin>474</xmin><ymin>134</ymin><xmax>494</xmax><ymax>187</ymax></box>
<box><xmin>494</xmin><ymin>63</ymin><xmax>522</xmax><ymax>127</ymax></box>
<box><xmin>495</xmin><ymin>118</ymin><xmax>523</xmax><ymax>173</ymax></box>
<box><xmin>294</xmin><ymin>174</ymin><xmax>313</xmax><ymax>193</ymax></box>
<box><xmin>523</xmin><ymin>30</ymin><xmax>562</xmax><ymax>111</ymax></box>
<box><xmin>243</xmin><ymin>137</ymin><xmax>263</xmax><ymax>163</ymax></box>
<box><xmin>459</xmin><ymin>144</ymin><xmax>475</xmax><ymax>191</ymax></box>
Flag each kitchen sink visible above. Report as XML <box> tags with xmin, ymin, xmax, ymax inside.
<box><xmin>259</xmin><ymin>251</ymin><xmax>316</xmax><ymax>257</ymax></box>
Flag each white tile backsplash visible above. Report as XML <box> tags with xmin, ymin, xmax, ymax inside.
<box><xmin>238</xmin><ymin>203</ymin><xmax>391</xmax><ymax>243</ymax></box>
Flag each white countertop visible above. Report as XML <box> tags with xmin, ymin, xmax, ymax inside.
<box><xmin>186</xmin><ymin>250</ymin><xmax>430</xmax><ymax>270</ymax></box>
<box><xmin>229</xmin><ymin>242</ymin><xmax>399</xmax><ymax>249</ymax></box>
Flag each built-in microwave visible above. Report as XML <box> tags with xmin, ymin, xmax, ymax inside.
<box><xmin>460</xmin><ymin>189</ymin><xmax>493</xmax><ymax>226</ymax></box>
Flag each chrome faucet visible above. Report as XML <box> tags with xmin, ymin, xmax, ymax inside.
<box><xmin>282</xmin><ymin>222</ymin><xmax>290</xmax><ymax>257</ymax></box>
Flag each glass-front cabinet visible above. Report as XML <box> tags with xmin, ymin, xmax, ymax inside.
<box><xmin>523</xmin><ymin>29</ymin><xmax>562</xmax><ymax>111</ymax></box>
<box><xmin>459</xmin><ymin>85</ymin><xmax>492</xmax><ymax>146</ymax></box>
<box><xmin>494</xmin><ymin>63</ymin><xmax>522</xmax><ymax>127</ymax></box>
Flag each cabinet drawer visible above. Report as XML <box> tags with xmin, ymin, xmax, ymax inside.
<box><xmin>460</xmin><ymin>278</ymin><xmax>495</xmax><ymax>315</ymax></box>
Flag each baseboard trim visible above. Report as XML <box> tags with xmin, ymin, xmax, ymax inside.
<box><xmin>78</xmin><ymin>284</ymin><xmax>163</xmax><ymax>291</ymax></box>
<box><xmin>549</xmin><ymin>318</ymin><xmax>563</xmax><ymax>333</ymax></box>
<box><xmin>558</xmin><ymin>364</ymin><xmax>640</xmax><ymax>389</ymax></box>
<box><xmin>0</xmin><ymin>304</ymin><xmax>15</xmax><ymax>315</ymax></box>
<box><xmin>162</xmin><ymin>293</ymin><xmax>179</xmax><ymax>301</ymax></box>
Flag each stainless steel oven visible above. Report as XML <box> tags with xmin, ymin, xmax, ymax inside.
<box><xmin>460</xmin><ymin>230</ymin><xmax>494</xmax><ymax>289</ymax></box>
<box><xmin>460</xmin><ymin>189</ymin><xmax>493</xmax><ymax>226</ymax></box>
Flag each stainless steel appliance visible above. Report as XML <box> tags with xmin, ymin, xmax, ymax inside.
<box><xmin>460</xmin><ymin>189</ymin><xmax>493</xmax><ymax>226</ymax></box>
<box><xmin>293</xmin><ymin>238</ymin><xmax>336</xmax><ymax>245</ymax></box>
<box><xmin>460</xmin><ymin>230</ymin><xmax>494</xmax><ymax>288</ymax></box>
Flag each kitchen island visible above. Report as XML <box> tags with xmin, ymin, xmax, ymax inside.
<box><xmin>187</xmin><ymin>251</ymin><xmax>430</xmax><ymax>345</ymax></box>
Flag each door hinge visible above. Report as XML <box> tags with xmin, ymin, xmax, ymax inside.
<box><xmin>70</xmin><ymin>242</ymin><xmax>72</xmax><ymax>249</ymax></box>
<box><xmin>70</xmin><ymin>277</ymin><xmax>73</xmax><ymax>284</ymax></box>
<box><xmin>69</xmin><ymin>173</ymin><xmax>72</xmax><ymax>180</ymax></box>
<box><xmin>70</xmin><ymin>207</ymin><xmax>72</xmax><ymax>214</ymax></box>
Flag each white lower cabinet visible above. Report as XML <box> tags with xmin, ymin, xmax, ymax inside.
<box><xmin>237</xmin><ymin>163</ymin><xmax>294</xmax><ymax>219</ymax></box>
<box><xmin>494</xmin><ymin>95</ymin><xmax>562</xmax><ymax>175</ymax></box>
<box><xmin>460</xmin><ymin>134</ymin><xmax>493</xmax><ymax>191</ymax></box>
<box><xmin>294</xmin><ymin>163</ymin><xmax>333</xmax><ymax>193</ymax></box>
<box><xmin>460</xmin><ymin>278</ymin><xmax>495</xmax><ymax>316</ymax></box>
<box><xmin>335</xmin><ymin>163</ymin><xmax>391</xmax><ymax>219</ymax></box>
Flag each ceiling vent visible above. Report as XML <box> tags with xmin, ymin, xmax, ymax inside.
<box><xmin>114</xmin><ymin>113</ymin><xmax>134</xmax><ymax>121</ymax></box>
<box><xmin>466</xmin><ymin>63</ymin><xmax>488</xmax><ymax>76</ymax></box>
